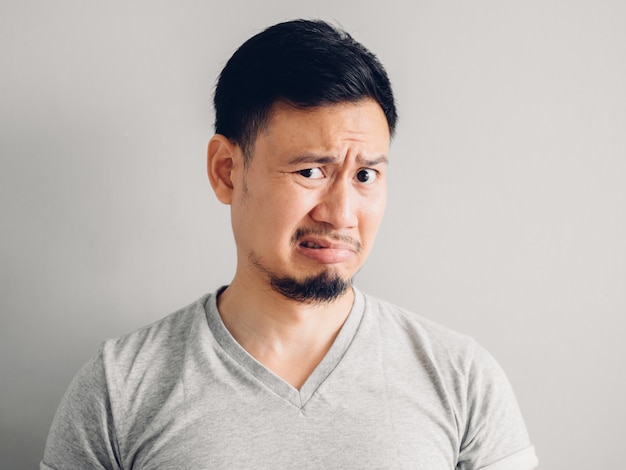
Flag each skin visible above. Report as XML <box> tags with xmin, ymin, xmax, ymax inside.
<box><xmin>207</xmin><ymin>98</ymin><xmax>390</xmax><ymax>389</ymax></box>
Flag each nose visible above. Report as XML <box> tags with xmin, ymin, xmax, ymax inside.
<box><xmin>309</xmin><ymin>178</ymin><xmax>358</xmax><ymax>229</ymax></box>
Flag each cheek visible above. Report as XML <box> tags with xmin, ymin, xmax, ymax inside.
<box><xmin>254</xmin><ymin>186</ymin><xmax>315</xmax><ymax>235</ymax></box>
<box><xmin>272</xmin><ymin>185</ymin><xmax>318</xmax><ymax>215</ymax></box>
<box><xmin>362</xmin><ymin>192</ymin><xmax>387</xmax><ymax>228</ymax></box>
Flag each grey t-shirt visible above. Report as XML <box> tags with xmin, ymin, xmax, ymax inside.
<box><xmin>42</xmin><ymin>289</ymin><xmax>537</xmax><ymax>469</ymax></box>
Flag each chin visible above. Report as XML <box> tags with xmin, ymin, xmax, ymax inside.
<box><xmin>270</xmin><ymin>270</ymin><xmax>352</xmax><ymax>304</ymax></box>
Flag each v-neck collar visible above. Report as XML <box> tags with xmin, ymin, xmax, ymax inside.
<box><xmin>204</xmin><ymin>288</ymin><xmax>365</xmax><ymax>409</ymax></box>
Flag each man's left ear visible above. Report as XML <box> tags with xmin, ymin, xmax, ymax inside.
<box><xmin>207</xmin><ymin>135</ymin><xmax>238</xmax><ymax>205</ymax></box>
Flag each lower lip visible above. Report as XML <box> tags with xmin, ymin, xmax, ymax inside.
<box><xmin>296</xmin><ymin>245</ymin><xmax>356</xmax><ymax>263</ymax></box>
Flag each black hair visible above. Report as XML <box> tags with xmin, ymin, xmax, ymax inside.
<box><xmin>213</xmin><ymin>19</ymin><xmax>398</xmax><ymax>160</ymax></box>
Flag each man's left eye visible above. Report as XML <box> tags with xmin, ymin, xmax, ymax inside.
<box><xmin>298</xmin><ymin>168</ymin><xmax>324</xmax><ymax>179</ymax></box>
<box><xmin>356</xmin><ymin>169</ymin><xmax>377</xmax><ymax>184</ymax></box>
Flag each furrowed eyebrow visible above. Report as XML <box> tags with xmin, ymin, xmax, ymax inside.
<box><xmin>287</xmin><ymin>155</ymin><xmax>338</xmax><ymax>166</ymax></box>
<box><xmin>287</xmin><ymin>154</ymin><xmax>388</xmax><ymax>167</ymax></box>
<box><xmin>357</xmin><ymin>155</ymin><xmax>388</xmax><ymax>166</ymax></box>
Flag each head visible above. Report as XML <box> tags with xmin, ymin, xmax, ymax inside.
<box><xmin>209</xmin><ymin>20</ymin><xmax>397</xmax><ymax>304</ymax></box>
<box><xmin>213</xmin><ymin>19</ymin><xmax>397</xmax><ymax>162</ymax></box>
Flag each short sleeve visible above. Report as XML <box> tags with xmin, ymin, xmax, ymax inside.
<box><xmin>457</xmin><ymin>343</ymin><xmax>538</xmax><ymax>470</ymax></box>
<box><xmin>41</xmin><ymin>349</ymin><xmax>122</xmax><ymax>470</ymax></box>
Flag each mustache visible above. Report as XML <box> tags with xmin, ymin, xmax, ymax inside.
<box><xmin>291</xmin><ymin>227</ymin><xmax>362</xmax><ymax>253</ymax></box>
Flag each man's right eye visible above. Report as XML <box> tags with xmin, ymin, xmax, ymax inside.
<box><xmin>297</xmin><ymin>168</ymin><xmax>324</xmax><ymax>179</ymax></box>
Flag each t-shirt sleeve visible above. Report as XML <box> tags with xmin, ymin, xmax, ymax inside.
<box><xmin>456</xmin><ymin>342</ymin><xmax>538</xmax><ymax>470</ymax></box>
<box><xmin>41</xmin><ymin>349</ymin><xmax>122</xmax><ymax>470</ymax></box>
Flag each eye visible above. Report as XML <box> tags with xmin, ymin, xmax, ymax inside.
<box><xmin>297</xmin><ymin>168</ymin><xmax>324</xmax><ymax>179</ymax></box>
<box><xmin>356</xmin><ymin>168</ymin><xmax>377</xmax><ymax>184</ymax></box>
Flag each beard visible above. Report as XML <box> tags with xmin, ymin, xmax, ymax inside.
<box><xmin>250</xmin><ymin>253</ymin><xmax>351</xmax><ymax>303</ymax></box>
<box><xmin>270</xmin><ymin>270</ymin><xmax>351</xmax><ymax>303</ymax></box>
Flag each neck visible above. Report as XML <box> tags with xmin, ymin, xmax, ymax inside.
<box><xmin>216</xmin><ymin>276</ymin><xmax>355</xmax><ymax>389</ymax></box>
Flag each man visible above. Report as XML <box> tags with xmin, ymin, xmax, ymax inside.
<box><xmin>42</xmin><ymin>19</ymin><xmax>538</xmax><ymax>469</ymax></box>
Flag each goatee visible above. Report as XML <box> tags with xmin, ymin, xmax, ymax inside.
<box><xmin>269</xmin><ymin>270</ymin><xmax>350</xmax><ymax>303</ymax></box>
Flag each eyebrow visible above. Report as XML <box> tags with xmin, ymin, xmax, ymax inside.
<box><xmin>287</xmin><ymin>154</ymin><xmax>388</xmax><ymax>166</ymax></box>
<box><xmin>287</xmin><ymin>155</ymin><xmax>338</xmax><ymax>166</ymax></box>
<box><xmin>357</xmin><ymin>155</ymin><xmax>388</xmax><ymax>166</ymax></box>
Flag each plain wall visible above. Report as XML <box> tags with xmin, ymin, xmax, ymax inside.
<box><xmin>1</xmin><ymin>1</ymin><xmax>625</xmax><ymax>468</ymax></box>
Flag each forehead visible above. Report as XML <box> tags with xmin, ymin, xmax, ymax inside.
<box><xmin>253</xmin><ymin>99</ymin><xmax>391</xmax><ymax>159</ymax></box>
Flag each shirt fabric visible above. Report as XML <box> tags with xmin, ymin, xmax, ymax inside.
<box><xmin>42</xmin><ymin>288</ymin><xmax>538</xmax><ymax>469</ymax></box>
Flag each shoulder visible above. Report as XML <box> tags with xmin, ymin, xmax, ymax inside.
<box><xmin>358</xmin><ymin>291</ymin><xmax>513</xmax><ymax>408</ymax></box>
<box><xmin>88</xmin><ymin>293</ymin><xmax>214</xmax><ymax>416</ymax></box>
<box><xmin>360</xmin><ymin>291</ymin><xmax>478</xmax><ymax>362</ymax></box>
<box><xmin>42</xmin><ymin>293</ymin><xmax>214</xmax><ymax>468</ymax></box>
<box><xmin>359</xmin><ymin>291</ymin><xmax>536</xmax><ymax>468</ymax></box>
<box><xmin>100</xmin><ymin>293</ymin><xmax>212</xmax><ymax>374</ymax></box>
<box><xmin>63</xmin><ymin>293</ymin><xmax>213</xmax><ymax>401</ymax></box>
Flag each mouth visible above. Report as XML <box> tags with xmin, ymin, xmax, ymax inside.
<box><xmin>298</xmin><ymin>236</ymin><xmax>356</xmax><ymax>252</ymax></box>
<box><xmin>293</xmin><ymin>228</ymin><xmax>362</xmax><ymax>253</ymax></box>
<box><xmin>300</xmin><ymin>241</ymin><xmax>325</xmax><ymax>249</ymax></box>
<box><xmin>296</xmin><ymin>241</ymin><xmax>355</xmax><ymax>263</ymax></box>
<box><xmin>294</xmin><ymin>230</ymin><xmax>362</xmax><ymax>265</ymax></box>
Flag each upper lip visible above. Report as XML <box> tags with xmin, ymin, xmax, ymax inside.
<box><xmin>298</xmin><ymin>236</ymin><xmax>359</xmax><ymax>252</ymax></box>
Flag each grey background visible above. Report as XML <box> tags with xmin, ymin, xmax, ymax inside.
<box><xmin>1</xmin><ymin>1</ymin><xmax>624</xmax><ymax>468</ymax></box>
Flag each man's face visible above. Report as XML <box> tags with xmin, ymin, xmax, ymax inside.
<box><xmin>229</xmin><ymin>98</ymin><xmax>390</xmax><ymax>302</ymax></box>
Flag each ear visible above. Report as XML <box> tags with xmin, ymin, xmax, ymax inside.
<box><xmin>207</xmin><ymin>134</ymin><xmax>240</xmax><ymax>205</ymax></box>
